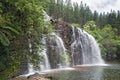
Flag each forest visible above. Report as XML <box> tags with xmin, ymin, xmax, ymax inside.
<box><xmin>0</xmin><ymin>0</ymin><xmax>120</xmax><ymax>79</ymax></box>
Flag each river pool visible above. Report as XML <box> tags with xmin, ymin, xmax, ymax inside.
<box><xmin>47</xmin><ymin>64</ymin><xmax>120</xmax><ymax>80</ymax></box>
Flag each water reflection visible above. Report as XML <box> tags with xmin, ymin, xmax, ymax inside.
<box><xmin>88</xmin><ymin>67</ymin><xmax>103</xmax><ymax>80</ymax></box>
<box><xmin>49</xmin><ymin>66</ymin><xmax>104</xmax><ymax>80</ymax></box>
<box><xmin>48</xmin><ymin>65</ymin><xmax>120</xmax><ymax>80</ymax></box>
<box><xmin>72</xmin><ymin>66</ymin><xmax>104</xmax><ymax>80</ymax></box>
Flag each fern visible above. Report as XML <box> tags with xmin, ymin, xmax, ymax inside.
<box><xmin>0</xmin><ymin>31</ymin><xmax>10</xmax><ymax>46</ymax></box>
<box><xmin>0</xmin><ymin>26</ymin><xmax>19</xmax><ymax>35</ymax></box>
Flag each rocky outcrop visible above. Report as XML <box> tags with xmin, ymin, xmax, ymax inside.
<box><xmin>50</xmin><ymin>20</ymin><xmax>76</xmax><ymax>65</ymax></box>
<box><xmin>51</xmin><ymin>19</ymin><xmax>73</xmax><ymax>50</ymax></box>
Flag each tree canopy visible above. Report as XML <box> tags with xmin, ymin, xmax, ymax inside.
<box><xmin>0</xmin><ymin>0</ymin><xmax>48</xmax><ymax>79</ymax></box>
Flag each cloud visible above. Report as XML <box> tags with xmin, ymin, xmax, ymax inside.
<box><xmin>71</xmin><ymin>0</ymin><xmax>120</xmax><ymax>13</ymax></box>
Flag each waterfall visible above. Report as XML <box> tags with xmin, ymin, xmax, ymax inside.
<box><xmin>39</xmin><ymin>36</ymin><xmax>50</xmax><ymax>70</ymax></box>
<box><xmin>43</xmin><ymin>11</ymin><xmax>51</xmax><ymax>22</ymax></box>
<box><xmin>28</xmin><ymin>36</ymin><xmax>50</xmax><ymax>74</ymax></box>
<box><xmin>27</xmin><ymin>27</ymin><xmax>105</xmax><ymax>75</ymax></box>
<box><xmin>71</xmin><ymin>26</ymin><xmax>104</xmax><ymax>65</ymax></box>
<box><xmin>26</xmin><ymin>12</ymin><xmax>105</xmax><ymax>75</ymax></box>
<box><xmin>53</xmin><ymin>33</ymin><xmax>70</xmax><ymax>67</ymax></box>
<box><xmin>47</xmin><ymin>33</ymin><xmax>70</xmax><ymax>68</ymax></box>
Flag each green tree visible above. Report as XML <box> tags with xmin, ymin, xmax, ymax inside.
<box><xmin>0</xmin><ymin>0</ymin><xmax>48</xmax><ymax>79</ymax></box>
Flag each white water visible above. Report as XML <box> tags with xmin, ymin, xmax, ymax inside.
<box><xmin>50</xmin><ymin>33</ymin><xmax>70</xmax><ymax>67</ymax></box>
<box><xmin>71</xmin><ymin>26</ymin><xmax>104</xmax><ymax>65</ymax></box>
<box><xmin>43</xmin><ymin>11</ymin><xmax>51</xmax><ymax>22</ymax></box>
<box><xmin>28</xmin><ymin>33</ymin><xmax>70</xmax><ymax>75</ymax></box>
<box><xmin>40</xmin><ymin>37</ymin><xmax>51</xmax><ymax>70</ymax></box>
<box><xmin>28</xmin><ymin>36</ymin><xmax>50</xmax><ymax>74</ymax></box>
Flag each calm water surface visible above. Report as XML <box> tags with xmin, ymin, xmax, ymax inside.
<box><xmin>48</xmin><ymin>64</ymin><xmax>120</xmax><ymax>80</ymax></box>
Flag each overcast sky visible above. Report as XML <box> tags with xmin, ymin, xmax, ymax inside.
<box><xmin>71</xmin><ymin>0</ymin><xmax>120</xmax><ymax>13</ymax></box>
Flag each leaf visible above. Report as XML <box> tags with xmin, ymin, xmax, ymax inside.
<box><xmin>0</xmin><ymin>31</ymin><xmax>10</xmax><ymax>46</ymax></box>
<box><xmin>1</xmin><ymin>26</ymin><xmax>19</xmax><ymax>35</ymax></box>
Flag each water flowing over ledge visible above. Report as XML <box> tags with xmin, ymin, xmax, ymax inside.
<box><xmin>24</xmin><ymin>12</ymin><xmax>107</xmax><ymax>76</ymax></box>
<box><xmin>26</xmin><ymin>26</ymin><xmax>106</xmax><ymax>75</ymax></box>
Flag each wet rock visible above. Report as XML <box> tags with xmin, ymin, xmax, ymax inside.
<box><xmin>27</xmin><ymin>73</ymin><xmax>52</xmax><ymax>80</ymax></box>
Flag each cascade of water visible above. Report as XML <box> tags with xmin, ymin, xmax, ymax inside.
<box><xmin>28</xmin><ymin>36</ymin><xmax>50</xmax><ymax>74</ymax></box>
<box><xmin>71</xmin><ymin>27</ymin><xmax>104</xmax><ymax>65</ymax></box>
<box><xmin>50</xmin><ymin>33</ymin><xmax>70</xmax><ymax>68</ymax></box>
<box><xmin>27</xmin><ymin>12</ymin><xmax>70</xmax><ymax>75</ymax></box>
<box><xmin>71</xmin><ymin>27</ymin><xmax>75</xmax><ymax>65</ymax></box>
<box><xmin>39</xmin><ymin>36</ymin><xmax>51</xmax><ymax>70</ymax></box>
<box><xmin>27</xmin><ymin>11</ymin><xmax>51</xmax><ymax>74</ymax></box>
<box><xmin>71</xmin><ymin>26</ymin><xmax>83</xmax><ymax>65</ymax></box>
<box><xmin>28</xmin><ymin>63</ymin><xmax>36</xmax><ymax>75</ymax></box>
<box><xmin>26</xmin><ymin>11</ymin><xmax>105</xmax><ymax>76</ymax></box>
<box><xmin>28</xmin><ymin>39</ymin><xmax>36</xmax><ymax>74</ymax></box>
<box><xmin>43</xmin><ymin>11</ymin><xmax>51</xmax><ymax>22</ymax></box>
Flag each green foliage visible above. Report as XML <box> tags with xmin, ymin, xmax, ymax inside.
<box><xmin>44</xmin><ymin>21</ymin><xmax>56</xmax><ymax>34</ymax></box>
<box><xmin>46</xmin><ymin>0</ymin><xmax>93</xmax><ymax>26</ymax></box>
<box><xmin>46</xmin><ymin>0</ymin><xmax>120</xmax><ymax>36</ymax></box>
<box><xmin>0</xmin><ymin>31</ymin><xmax>10</xmax><ymax>46</ymax></box>
<box><xmin>0</xmin><ymin>0</ymin><xmax>50</xmax><ymax>79</ymax></box>
<box><xmin>71</xmin><ymin>23</ymin><xmax>80</xmax><ymax>28</ymax></box>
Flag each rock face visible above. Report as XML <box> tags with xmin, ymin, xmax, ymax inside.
<box><xmin>52</xmin><ymin>20</ymin><xmax>73</xmax><ymax>50</ymax></box>
<box><xmin>46</xmin><ymin>20</ymin><xmax>74</xmax><ymax>68</ymax></box>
